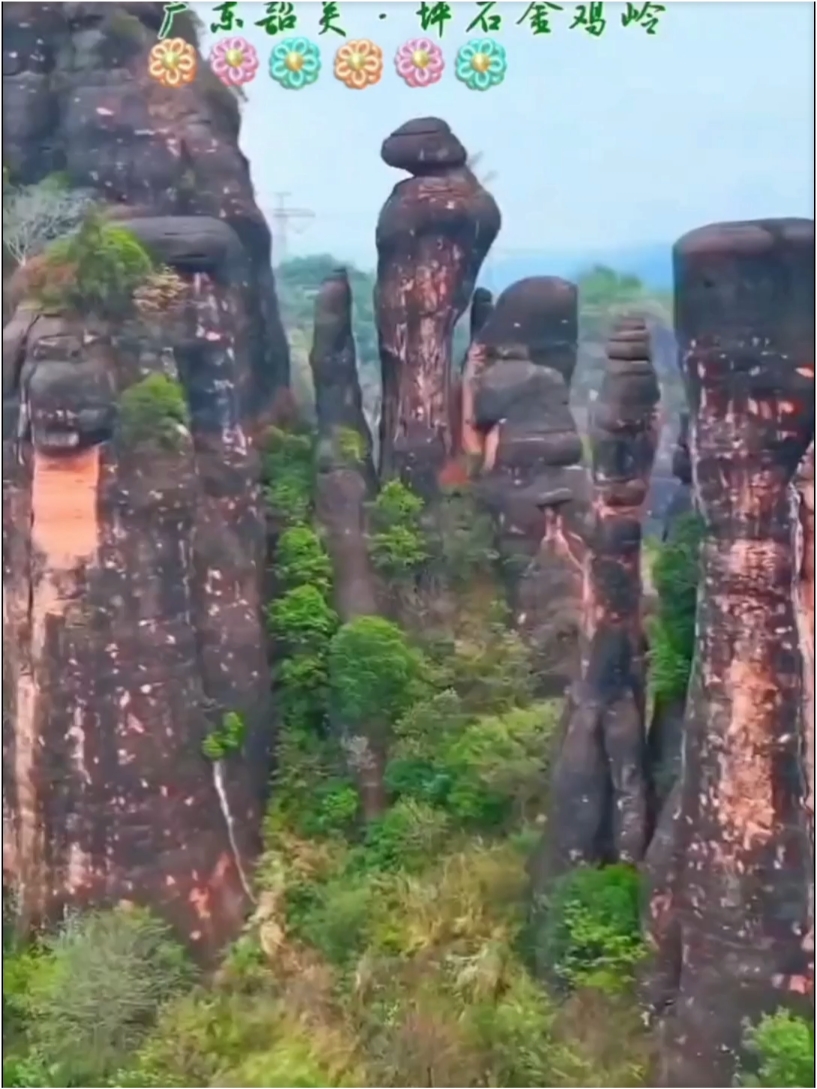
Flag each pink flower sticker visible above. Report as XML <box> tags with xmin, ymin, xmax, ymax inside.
<box><xmin>394</xmin><ymin>37</ymin><xmax>445</xmax><ymax>88</ymax></box>
<box><xmin>209</xmin><ymin>36</ymin><xmax>260</xmax><ymax>87</ymax></box>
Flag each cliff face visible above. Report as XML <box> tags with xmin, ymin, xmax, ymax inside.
<box><xmin>2</xmin><ymin>4</ymin><xmax>289</xmax><ymax>953</ymax></box>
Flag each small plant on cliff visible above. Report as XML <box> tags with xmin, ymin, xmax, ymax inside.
<box><xmin>740</xmin><ymin>1009</ymin><xmax>815</xmax><ymax>1088</ymax></box>
<box><xmin>118</xmin><ymin>373</ymin><xmax>190</xmax><ymax>451</ymax></box>
<box><xmin>22</xmin><ymin>906</ymin><xmax>192</xmax><ymax>1085</ymax></box>
<box><xmin>202</xmin><ymin>711</ymin><xmax>247</xmax><ymax>761</ymax></box>
<box><xmin>535</xmin><ymin>864</ymin><xmax>645</xmax><ymax>993</ymax></box>
<box><xmin>2</xmin><ymin>176</ymin><xmax>93</xmax><ymax>267</ymax></box>
<box><xmin>648</xmin><ymin>512</ymin><xmax>704</xmax><ymax>703</ymax></box>
<box><xmin>32</xmin><ymin>212</ymin><xmax>153</xmax><ymax>316</ymax></box>
<box><xmin>369</xmin><ymin>479</ymin><xmax>429</xmax><ymax>578</ymax></box>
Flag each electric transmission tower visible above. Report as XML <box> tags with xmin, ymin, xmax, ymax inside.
<box><xmin>268</xmin><ymin>191</ymin><xmax>314</xmax><ymax>266</ymax></box>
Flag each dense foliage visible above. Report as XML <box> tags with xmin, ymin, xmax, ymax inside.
<box><xmin>740</xmin><ymin>1009</ymin><xmax>815</xmax><ymax>1088</ymax></box>
<box><xmin>118</xmin><ymin>373</ymin><xmax>190</xmax><ymax>451</ymax></box>
<box><xmin>647</xmin><ymin>512</ymin><xmax>703</xmax><ymax>703</ymax></box>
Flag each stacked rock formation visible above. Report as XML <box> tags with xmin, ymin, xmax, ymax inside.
<box><xmin>375</xmin><ymin>117</ymin><xmax>501</xmax><ymax>493</ymax></box>
<box><xmin>2</xmin><ymin>4</ymin><xmax>289</xmax><ymax>953</ymax></box>
<box><xmin>463</xmin><ymin>278</ymin><xmax>588</xmax><ymax>691</ymax></box>
<box><xmin>309</xmin><ymin>269</ymin><xmax>378</xmax><ymax>621</ymax></box>
<box><xmin>644</xmin><ymin>219</ymin><xmax>815</xmax><ymax>1086</ymax></box>
<box><xmin>549</xmin><ymin>318</ymin><xmax>659</xmax><ymax>870</ymax></box>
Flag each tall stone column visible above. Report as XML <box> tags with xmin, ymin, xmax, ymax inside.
<box><xmin>644</xmin><ymin>218</ymin><xmax>815</xmax><ymax>1086</ymax></box>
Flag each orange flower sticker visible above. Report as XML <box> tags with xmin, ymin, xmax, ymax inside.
<box><xmin>148</xmin><ymin>37</ymin><xmax>197</xmax><ymax>88</ymax></box>
<box><xmin>334</xmin><ymin>39</ymin><xmax>383</xmax><ymax>90</ymax></box>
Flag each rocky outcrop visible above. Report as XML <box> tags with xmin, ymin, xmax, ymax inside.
<box><xmin>309</xmin><ymin>269</ymin><xmax>378</xmax><ymax>621</ymax></box>
<box><xmin>549</xmin><ymin>318</ymin><xmax>659</xmax><ymax>870</ymax></box>
<box><xmin>644</xmin><ymin>218</ymin><xmax>815</xmax><ymax>1086</ymax></box>
<box><xmin>375</xmin><ymin>117</ymin><xmax>501</xmax><ymax>493</ymax></box>
<box><xmin>2</xmin><ymin>3</ymin><xmax>288</xmax><ymax>954</ymax></box>
<box><xmin>2</xmin><ymin>1</ymin><xmax>290</xmax><ymax>420</ymax></box>
<box><xmin>464</xmin><ymin>278</ymin><xmax>587</xmax><ymax>691</ymax></box>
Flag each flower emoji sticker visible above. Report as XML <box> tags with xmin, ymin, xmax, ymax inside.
<box><xmin>394</xmin><ymin>38</ymin><xmax>445</xmax><ymax>89</ymax></box>
<box><xmin>269</xmin><ymin>37</ymin><xmax>321</xmax><ymax>90</ymax></box>
<box><xmin>334</xmin><ymin>39</ymin><xmax>383</xmax><ymax>90</ymax></box>
<box><xmin>147</xmin><ymin>37</ymin><xmax>197</xmax><ymax>89</ymax></box>
<box><xmin>455</xmin><ymin>38</ymin><xmax>507</xmax><ymax>91</ymax></box>
<box><xmin>209</xmin><ymin>36</ymin><xmax>260</xmax><ymax>87</ymax></box>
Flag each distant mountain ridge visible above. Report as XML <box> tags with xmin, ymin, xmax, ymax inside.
<box><xmin>483</xmin><ymin>243</ymin><xmax>674</xmax><ymax>293</ymax></box>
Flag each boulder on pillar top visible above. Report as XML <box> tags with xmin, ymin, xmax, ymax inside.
<box><xmin>476</xmin><ymin>277</ymin><xmax>579</xmax><ymax>385</ymax></box>
<box><xmin>381</xmin><ymin>117</ymin><xmax>468</xmax><ymax>174</ymax></box>
<box><xmin>375</xmin><ymin>117</ymin><xmax>501</xmax><ymax>491</ymax></box>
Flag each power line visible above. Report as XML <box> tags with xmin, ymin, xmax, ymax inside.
<box><xmin>266</xmin><ymin>191</ymin><xmax>314</xmax><ymax>266</ymax></box>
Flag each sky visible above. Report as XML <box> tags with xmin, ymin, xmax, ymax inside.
<box><xmin>193</xmin><ymin>1</ymin><xmax>815</xmax><ymax>269</ymax></box>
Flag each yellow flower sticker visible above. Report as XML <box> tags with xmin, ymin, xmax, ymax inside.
<box><xmin>148</xmin><ymin>37</ymin><xmax>198</xmax><ymax>89</ymax></box>
<box><xmin>334</xmin><ymin>39</ymin><xmax>383</xmax><ymax>90</ymax></box>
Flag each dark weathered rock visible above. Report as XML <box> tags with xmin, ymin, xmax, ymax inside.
<box><xmin>662</xmin><ymin>413</ymin><xmax>693</xmax><ymax>530</ymax></box>
<box><xmin>469</xmin><ymin>286</ymin><xmax>493</xmax><ymax>342</ymax></box>
<box><xmin>375</xmin><ymin>117</ymin><xmax>500</xmax><ymax>492</ymax></box>
<box><xmin>475</xmin><ymin>276</ymin><xmax>578</xmax><ymax>385</ymax></box>
<box><xmin>644</xmin><ymin>219</ymin><xmax>815</xmax><ymax>1086</ymax></box>
<box><xmin>309</xmin><ymin>269</ymin><xmax>378</xmax><ymax>622</ymax></box>
<box><xmin>2</xmin><ymin>1</ymin><xmax>290</xmax><ymax>421</ymax></box>
<box><xmin>463</xmin><ymin>278</ymin><xmax>587</xmax><ymax>691</ymax></box>
<box><xmin>549</xmin><ymin>318</ymin><xmax>659</xmax><ymax>870</ymax></box>
<box><xmin>2</xmin><ymin>5</ymin><xmax>286</xmax><ymax>955</ymax></box>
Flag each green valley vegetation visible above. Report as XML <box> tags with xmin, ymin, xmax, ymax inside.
<box><xmin>3</xmin><ymin>421</ymin><xmax>812</xmax><ymax>1089</ymax></box>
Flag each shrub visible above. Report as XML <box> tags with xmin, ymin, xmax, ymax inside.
<box><xmin>261</xmin><ymin>426</ymin><xmax>314</xmax><ymax>526</ymax></box>
<box><xmin>118</xmin><ymin>373</ymin><xmax>190</xmax><ymax>451</ymax></box>
<box><xmin>328</xmin><ymin>617</ymin><xmax>428</xmax><ymax>746</ymax></box>
<box><xmin>432</xmin><ymin>487</ymin><xmax>499</xmax><ymax>584</ymax></box>
<box><xmin>267</xmin><ymin>585</ymin><xmax>338</xmax><ymax>655</ymax></box>
<box><xmin>2</xmin><ymin>177</ymin><xmax>93</xmax><ymax>267</ymax></box>
<box><xmin>536</xmin><ymin>864</ymin><xmax>645</xmax><ymax>992</ymax></box>
<box><xmin>25</xmin><ymin>906</ymin><xmax>192</xmax><ymax>1085</ymax></box>
<box><xmin>369</xmin><ymin>479</ymin><xmax>428</xmax><ymax>578</ymax></box>
<box><xmin>32</xmin><ymin>212</ymin><xmax>154</xmax><ymax>316</ymax></box>
<box><xmin>360</xmin><ymin>799</ymin><xmax>452</xmax><ymax>873</ymax></box>
<box><xmin>648</xmin><ymin>512</ymin><xmax>703</xmax><ymax>703</ymax></box>
<box><xmin>740</xmin><ymin>1009</ymin><xmax>815</xmax><ymax>1087</ymax></box>
<box><xmin>202</xmin><ymin>711</ymin><xmax>246</xmax><ymax>761</ymax></box>
<box><xmin>276</xmin><ymin>525</ymin><xmax>332</xmax><ymax>594</ymax></box>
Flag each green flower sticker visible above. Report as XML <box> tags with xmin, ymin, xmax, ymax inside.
<box><xmin>455</xmin><ymin>38</ymin><xmax>507</xmax><ymax>91</ymax></box>
<box><xmin>269</xmin><ymin>37</ymin><xmax>321</xmax><ymax>90</ymax></box>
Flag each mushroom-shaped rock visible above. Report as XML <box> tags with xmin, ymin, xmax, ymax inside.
<box><xmin>376</xmin><ymin>117</ymin><xmax>501</xmax><ymax>493</ymax></box>
<box><xmin>644</xmin><ymin>218</ymin><xmax>815</xmax><ymax>1087</ymax></box>
<box><xmin>547</xmin><ymin>317</ymin><xmax>659</xmax><ymax>874</ymax></box>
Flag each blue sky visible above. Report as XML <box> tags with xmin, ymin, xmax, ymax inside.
<box><xmin>193</xmin><ymin>2</ymin><xmax>814</xmax><ymax>268</ymax></box>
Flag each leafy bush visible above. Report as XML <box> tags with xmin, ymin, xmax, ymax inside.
<box><xmin>276</xmin><ymin>525</ymin><xmax>332</xmax><ymax>594</ymax></box>
<box><xmin>328</xmin><ymin>617</ymin><xmax>427</xmax><ymax>746</ymax></box>
<box><xmin>202</xmin><ymin>711</ymin><xmax>246</xmax><ymax>761</ymax></box>
<box><xmin>536</xmin><ymin>864</ymin><xmax>645</xmax><ymax>992</ymax></box>
<box><xmin>32</xmin><ymin>212</ymin><xmax>153</xmax><ymax>316</ymax></box>
<box><xmin>360</xmin><ymin>799</ymin><xmax>452</xmax><ymax>873</ymax></box>
<box><xmin>267</xmin><ymin>585</ymin><xmax>339</xmax><ymax>655</ymax></box>
<box><xmin>648</xmin><ymin>512</ymin><xmax>703</xmax><ymax>703</ymax></box>
<box><xmin>431</xmin><ymin>486</ymin><xmax>499</xmax><ymax>584</ymax></box>
<box><xmin>740</xmin><ymin>1009</ymin><xmax>815</xmax><ymax>1087</ymax></box>
<box><xmin>118</xmin><ymin>373</ymin><xmax>190</xmax><ymax>451</ymax></box>
<box><xmin>369</xmin><ymin>479</ymin><xmax>429</xmax><ymax>578</ymax></box>
<box><xmin>24</xmin><ymin>906</ymin><xmax>192</xmax><ymax>1085</ymax></box>
<box><xmin>261</xmin><ymin>426</ymin><xmax>315</xmax><ymax>526</ymax></box>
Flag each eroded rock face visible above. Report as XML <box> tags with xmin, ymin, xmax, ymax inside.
<box><xmin>2</xmin><ymin>1</ymin><xmax>286</xmax><ymax>955</ymax></box>
<box><xmin>549</xmin><ymin>318</ymin><xmax>659</xmax><ymax>871</ymax></box>
<box><xmin>375</xmin><ymin>117</ymin><xmax>501</xmax><ymax>492</ymax></box>
<box><xmin>309</xmin><ymin>269</ymin><xmax>378</xmax><ymax>622</ymax></box>
<box><xmin>463</xmin><ymin>278</ymin><xmax>587</xmax><ymax>691</ymax></box>
<box><xmin>644</xmin><ymin>218</ymin><xmax>815</xmax><ymax>1086</ymax></box>
<box><xmin>2</xmin><ymin>2</ymin><xmax>290</xmax><ymax>420</ymax></box>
